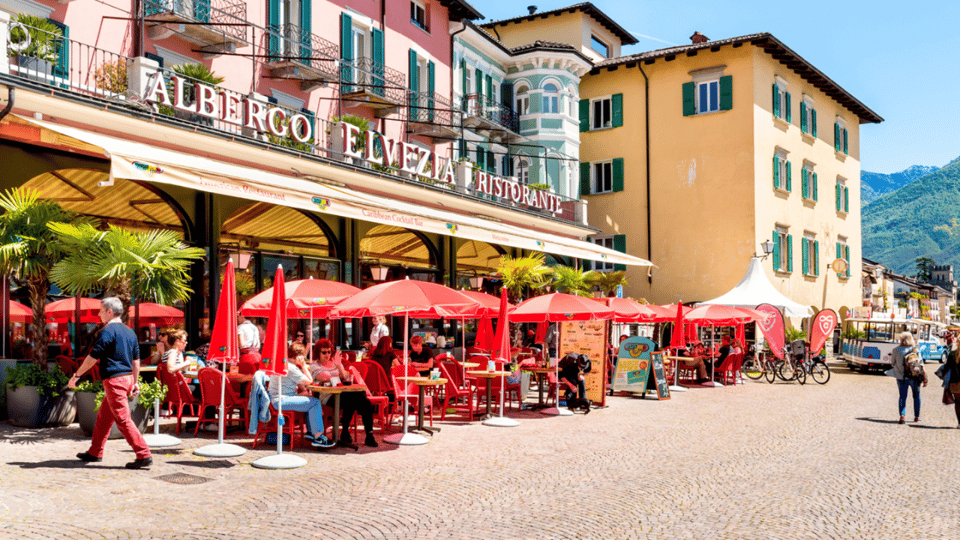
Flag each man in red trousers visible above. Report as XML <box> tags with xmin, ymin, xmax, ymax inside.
<box><xmin>68</xmin><ymin>297</ymin><xmax>152</xmax><ymax>469</ymax></box>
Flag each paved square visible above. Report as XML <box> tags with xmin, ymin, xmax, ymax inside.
<box><xmin>2</xmin><ymin>363</ymin><xmax>958</xmax><ymax>539</ymax></box>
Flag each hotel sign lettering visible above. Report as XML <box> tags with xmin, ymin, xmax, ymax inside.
<box><xmin>338</xmin><ymin>122</ymin><xmax>562</xmax><ymax>213</ymax></box>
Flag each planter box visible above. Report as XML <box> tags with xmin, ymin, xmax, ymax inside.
<box><xmin>17</xmin><ymin>56</ymin><xmax>53</xmax><ymax>83</ymax></box>
<box><xmin>6</xmin><ymin>385</ymin><xmax>42</xmax><ymax>428</ymax></box>
<box><xmin>76</xmin><ymin>392</ymin><xmax>149</xmax><ymax>439</ymax></box>
<box><xmin>44</xmin><ymin>390</ymin><xmax>76</xmax><ymax>427</ymax></box>
<box><xmin>0</xmin><ymin>359</ymin><xmax>20</xmax><ymax>420</ymax></box>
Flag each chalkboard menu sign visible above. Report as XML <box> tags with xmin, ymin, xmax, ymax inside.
<box><xmin>612</xmin><ymin>337</ymin><xmax>656</xmax><ymax>393</ymax></box>
<box><xmin>648</xmin><ymin>352</ymin><xmax>671</xmax><ymax>400</ymax></box>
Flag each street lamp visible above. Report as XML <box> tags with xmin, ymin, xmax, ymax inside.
<box><xmin>468</xmin><ymin>274</ymin><xmax>483</xmax><ymax>289</ymax></box>
<box><xmin>228</xmin><ymin>252</ymin><xmax>251</xmax><ymax>270</ymax></box>
<box><xmin>370</xmin><ymin>265</ymin><xmax>390</xmax><ymax>281</ymax></box>
<box><xmin>758</xmin><ymin>239</ymin><xmax>775</xmax><ymax>260</ymax></box>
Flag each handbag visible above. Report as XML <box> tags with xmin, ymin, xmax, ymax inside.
<box><xmin>950</xmin><ymin>381</ymin><xmax>960</xmax><ymax>395</ymax></box>
<box><xmin>944</xmin><ymin>388</ymin><xmax>956</xmax><ymax>405</ymax></box>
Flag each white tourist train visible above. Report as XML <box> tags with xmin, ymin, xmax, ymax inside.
<box><xmin>841</xmin><ymin>317</ymin><xmax>948</xmax><ymax>370</ymax></box>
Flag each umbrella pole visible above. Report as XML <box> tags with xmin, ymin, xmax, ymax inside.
<box><xmin>143</xmin><ymin>395</ymin><xmax>180</xmax><ymax>447</ymax></box>
<box><xmin>461</xmin><ymin>317</ymin><xmax>466</xmax><ymax>384</ymax></box>
<box><xmin>384</xmin><ymin>312</ymin><xmax>428</xmax><ymax>445</ymax></box>
<box><xmin>218</xmin><ymin>367</ymin><xmax>226</xmax><ymax>444</ymax></box>
<box><xmin>275</xmin><ymin>374</ymin><xmax>283</xmax><ymax>454</ymax></box>
<box><xmin>252</xmin><ymin>373</ymin><xmax>306</xmax><ymax>469</ymax></box>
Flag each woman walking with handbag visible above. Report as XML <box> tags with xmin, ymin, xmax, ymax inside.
<box><xmin>940</xmin><ymin>347</ymin><xmax>960</xmax><ymax>428</ymax></box>
<box><xmin>891</xmin><ymin>332</ymin><xmax>927</xmax><ymax>424</ymax></box>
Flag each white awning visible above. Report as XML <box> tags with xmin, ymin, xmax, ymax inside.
<box><xmin>25</xmin><ymin>117</ymin><xmax>653</xmax><ymax>267</ymax></box>
<box><xmin>698</xmin><ymin>257</ymin><xmax>814</xmax><ymax>318</ymax></box>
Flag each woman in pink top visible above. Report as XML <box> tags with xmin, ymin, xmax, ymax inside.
<box><xmin>309</xmin><ymin>339</ymin><xmax>377</xmax><ymax>448</ymax></box>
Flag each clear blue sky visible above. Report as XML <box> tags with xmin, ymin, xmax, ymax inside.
<box><xmin>478</xmin><ymin>0</ymin><xmax>959</xmax><ymax>174</ymax></box>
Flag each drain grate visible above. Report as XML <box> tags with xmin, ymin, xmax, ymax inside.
<box><xmin>155</xmin><ymin>473</ymin><xmax>211</xmax><ymax>485</ymax></box>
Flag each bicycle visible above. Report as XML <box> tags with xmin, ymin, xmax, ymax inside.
<box><xmin>799</xmin><ymin>351</ymin><xmax>831</xmax><ymax>385</ymax></box>
<box><xmin>740</xmin><ymin>348</ymin><xmax>779</xmax><ymax>384</ymax></box>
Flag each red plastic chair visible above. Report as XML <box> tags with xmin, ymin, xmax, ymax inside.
<box><xmin>439</xmin><ymin>362</ymin><xmax>476</xmax><ymax>420</ymax></box>
<box><xmin>194</xmin><ymin>367</ymin><xmax>247</xmax><ymax>436</ymax></box>
<box><xmin>390</xmin><ymin>365</ymin><xmax>432</xmax><ymax>427</ymax></box>
<box><xmin>715</xmin><ymin>353</ymin><xmax>743</xmax><ymax>385</ymax></box>
<box><xmin>360</xmin><ymin>360</ymin><xmax>392</xmax><ymax>397</ymax></box>
<box><xmin>348</xmin><ymin>366</ymin><xmax>389</xmax><ymax>438</ymax></box>
<box><xmin>157</xmin><ymin>366</ymin><xmax>198</xmax><ymax>435</ymax></box>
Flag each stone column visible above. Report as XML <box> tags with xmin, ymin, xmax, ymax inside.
<box><xmin>125</xmin><ymin>56</ymin><xmax>160</xmax><ymax>101</ymax></box>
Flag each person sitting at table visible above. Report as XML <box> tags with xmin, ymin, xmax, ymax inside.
<box><xmin>557</xmin><ymin>353</ymin><xmax>591</xmax><ymax>414</ymax></box>
<box><xmin>705</xmin><ymin>335</ymin><xmax>733</xmax><ymax>376</ymax></box>
<box><xmin>267</xmin><ymin>351</ymin><xmax>334</xmax><ymax>449</ymax></box>
<box><xmin>677</xmin><ymin>342</ymin><xmax>710</xmax><ymax>384</ymax></box>
<box><xmin>409</xmin><ymin>335</ymin><xmax>435</xmax><ymax>376</ymax></box>
<box><xmin>370</xmin><ymin>336</ymin><xmax>400</xmax><ymax>376</ymax></box>
<box><xmin>164</xmin><ymin>330</ymin><xmax>203</xmax><ymax>396</ymax></box>
<box><xmin>309</xmin><ymin>339</ymin><xmax>377</xmax><ymax>448</ymax></box>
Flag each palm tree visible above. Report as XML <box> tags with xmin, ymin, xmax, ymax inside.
<box><xmin>0</xmin><ymin>189</ymin><xmax>81</xmax><ymax>367</ymax></box>
<box><xmin>47</xmin><ymin>223</ymin><xmax>205</xmax><ymax>316</ymax></box>
<box><xmin>549</xmin><ymin>265</ymin><xmax>596</xmax><ymax>297</ymax></box>
<box><xmin>496</xmin><ymin>253</ymin><xmax>552</xmax><ymax>303</ymax></box>
<box><xmin>586</xmin><ymin>270</ymin><xmax>628</xmax><ymax>297</ymax></box>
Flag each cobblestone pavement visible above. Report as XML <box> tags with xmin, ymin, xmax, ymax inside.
<box><xmin>2</xmin><ymin>364</ymin><xmax>959</xmax><ymax>539</ymax></box>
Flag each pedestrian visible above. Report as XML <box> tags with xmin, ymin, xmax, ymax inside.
<box><xmin>67</xmin><ymin>297</ymin><xmax>152</xmax><ymax>469</ymax></box>
<box><xmin>938</xmin><ymin>346</ymin><xmax>960</xmax><ymax>428</ymax></box>
<box><xmin>891</xmin><ymin>332</ymin><xmax>927</xmax><ymax>424</ymax></box>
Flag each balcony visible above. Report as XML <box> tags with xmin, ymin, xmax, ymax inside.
<box><xmin>261</xmin><ymin>24</ymin><xmax>338</xmax><ymax>92</ymax></box>
<box><xmin>341</xmin><ymin>58</ymin><xmax>406</xmax><ymax>116</ymax></box>
<box><xmin>461</xmin><ymin>94</ymin><xmax>520</xmax><ymax>141</ymax></box>
<box><xmin>143</xmin><ymin>0</ymin><xmax>248</xmax><ymax>56</ymax></box>
<box><xmin>407</xmin><ymin>91</ymin><xmax>459</xmax><ymax>141</ymax></box>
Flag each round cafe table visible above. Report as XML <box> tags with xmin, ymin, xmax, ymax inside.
<box><xmin>396</xmin><ymin>377</ymin><xmax>445</xmax><ymax>434</ymax></box>
<box><xmin>521</xmin><ymin>366</ymin><xmax>554</xmax><ymax>409</ymax></box>
<box><xmin>308</xmin><ymin>384</ymin><xmax>367</xmax><ymax>450</ymax></box>
<box><xmin>467</xmin><ymin>370</ymin><xmax>510</xmax><ymax>420</ymax></box>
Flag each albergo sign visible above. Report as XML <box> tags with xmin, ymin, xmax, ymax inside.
<box><xmin>338</xmin><ymin>122</ymin><xmax>562</xmax><ymax>213</ymax></box>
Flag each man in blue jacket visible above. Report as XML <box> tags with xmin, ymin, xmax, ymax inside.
<box><xmin>68</xmin><ymin>297</ymin><xmax>152</xmax><ymax>469</ymax></box>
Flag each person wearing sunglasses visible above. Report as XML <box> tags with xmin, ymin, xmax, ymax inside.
<box><xmin>309</xmin><ymin>338</ymin><xmax>377</xmax><ymax>447</ymax></box>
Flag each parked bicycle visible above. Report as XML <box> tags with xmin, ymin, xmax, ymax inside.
<box><xmin>741</xmin><ymin>346</ymin><xmax>778</xmax><ymax>384</ymax></box>
<box><xmin>776</xmin><ymin>340</ymin><xmax>831</xmax><ymax>385</ymax></box>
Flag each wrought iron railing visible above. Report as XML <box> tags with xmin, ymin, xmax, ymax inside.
<box><xmin>461</xmin><ymin>94</ymin><xmax>520</xmax><ymax>134</ymax></box>
<box><xmin>341</xmin><ymin>57</ymin><xmax>406</xmax><ymax>104</ymax></box>
<box><xmin>143</xmin><ymin>0</ymin><xmax>247</xmax><ymax>42</ymax></box>
<box><xmin>408</xmin><ymin>90</ymin><xmax>455</xmax><ymax>128</ymax></box>
<box><xmin>262</xmin><ymin>23</ymin><xmax>338</xmax><ymax>80</ymax></box>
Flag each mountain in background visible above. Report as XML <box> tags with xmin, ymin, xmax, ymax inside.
<box><xmin>862</xmin><ymin>156</ymin><xmax>960</xmax><ymax>274</ymax></box>
<box><xmin>861</xmin><ymin>165</ymin><xmax>940</xmax><ymax>206</ymax></box>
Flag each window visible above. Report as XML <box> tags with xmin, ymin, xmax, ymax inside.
<box><xmin>837</xmin><ymin>237</ymin><xmax>850</xmax><ymax>278</ymax></box>
<box><xmin>515</xmin><ymin>157</ymin><xmax>529</xmax><ymax>184</ymax></box>
<box><xmin>801</xmin><ymin>163</ymin><xmax>817</xmax><ymax>201</ymax></box>
<box><xmin>464</xmin><ymin>65</ymin><xmax>472</xmax><ymax>98</ymax></box>
<box><xmin>802</xmin><ymin>234</ymin><xmax>819</xmax><ymax>276</ymax></box>
<box><xmin>410</xmin><ymin>0</ymin><xmax>427</xmax><ymax>31</ymax></box>
<box><xmin>682</xmin><ymin>75</ymin><xmax>731</xmax><ymax>116</ymax></box>
<box><xmin>590</xmin><ymin>35</ymin><xmax>609</xmax><ymax>58</ymax></box>
<box><xmin>515</xmin><ymin>85</ymin><xmax>529</xmax><ymax>115</ymax></box>
<box><xmin>773</xmin><ymin>150</ymin><xmax>791</xmax><ymax>192</ymax></box>
<box><xmin>592</xmin><ymin>97</ymin><xmax>611</xmax><ymax>129</ymax></box>
<box><xmin>800</xmin><ymin>97</ymin><xmax>817</xmax><ymax>136</ymax></box>
<box><xmin>835</xmin><ymin>119</ymin><xmax>849</xmax><ymax>155</ymax></box>
<box><xmin>593</xmin><ymin>161</ymin><xmax>613</xmax><ymax>193</ymax></box>
<box><xmin>772</xmin><ymin>81</ymin><xmax>791</xmax><ymax>122</ymax></box>
<box><xmin>836</xmin><ymin>177</ymin><xmax>849</xmax><ymax>213</ymax></box>
<box><xmin>591</xmin><ymin>237</ymin><xmax>615</xmax><ymax>272</ymax></box>
<box><xmin>542</xmin><ymin>83</ymin><xmax>559</xmax><ymax>114</ymax></box>
<box><xmin>772</xmin><ymin>227</ymin><xmax>793</xmax><ymax>273</ymax></box>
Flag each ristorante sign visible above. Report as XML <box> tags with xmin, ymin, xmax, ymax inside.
<box><xmin>142</xmin><ymin>77</ymin><xmax>561</xmax><ymax>213</ymax></box>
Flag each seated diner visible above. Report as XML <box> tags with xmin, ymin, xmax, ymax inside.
<box><xmin>309</xmin><ymin>339</ymin><xmax>378</xmax><ymax>448</ymax></box>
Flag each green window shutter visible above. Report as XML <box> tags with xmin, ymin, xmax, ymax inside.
<box><xmin>836</xmin><ymin>242</ymin><xmax>842</xmax><ymax>262</ymax></box>
<box><xmin>299</xmin><ymin>0</ymin><xmax>312</xmax><ymax>63</ymax></box>
<box><xmin>844</xmin><ymin>187</ymin><xmax>849</xmax><ymax>212</ymax></box>
<box><xmin>487</xmin><ymin>150</ymin><xmax>495</xmax><ymax>173</ymax></box>
<box><xmin>427</xmin><ymin>61</ymin><xmax>436</xmax><ymax>121</ymax></box>
<box><xmin>802</xmin><ymin>239</ymin><xmax>809</xmax><ymax>275</ymax></box>
<box><xmin>460</xmin><ymin>59</ymin><xmax>466</xmax><ymax>98</ymax></box>
<box><xmin>372</xmin><ymin>28</ymin><xmax>385</xmax><ymax>96</ymax></box>
<box><xmin>48</xmin><ymin>20</ymin><xmax>68</xmax><ymax>86</ymax></box>
<box><xmin>773</xmin><ymin>232</ymin><xmax>781</xmax><ymax>270</ymax></box>
<box><xmin>786</xmin><ymin>235</ymin><xmax>793</xmax><ymax>273</ymax></box>
<box><xmin>476</xmin><ymin>147</ymin><xmax>485</xmax><ymax>171</ymax></box>
<box><xmin>772</xmin><ymin>84</ymin><xmax>780</xmax><ymax>118</ymax></box>
<box><xmin>475</xmin><ymin>68</ymin><xmax>483</xmax><ymax>99</ymax></box>
<box><xmin>843</xmin><ymin>129</ymin><xmax>849</xmax><ymax>154</ymax></box>
<box><xmin>785</xmin><ymin>92</ymin><xmax>791</xmax><ymax>123</ymax></box>
<box><xmin>613</xmin><ymin>235</ymin><xmax>627</xmax><ymax>271</ymax></box>
<box><xmin>785</xmin><ymin>161</ymin><xmax>792</xmax><ymax>192</ymax></box>
<box><xmin>339</xmin><ymin>13</ymin><xmax>353</xmax><ymax>86</ymax></box>
<box><xmin>844</xmin><ymin>245</ymin><xmax>851</xmax><ymax>277</ymax></box>
<box><xmin>267</xmin><ymin>0</ymin><xmax>281</xmax><ymax>53</ymax></box>
<box><xmin>835</xmin><ymin>183</ymin><xmax>841</xmax><ymax>211</ymax></box>
<box><xmin>682</xmin><ymin>82</ymin><xmax>695</xmax><ymax>116</ymax></box>
<box><xmin>579</xmin><ymin>99</ymin><xmax>590</xmax><ymax>132</ymax></box>
<box><xmin>834</xmin><ymin>123</ymin><xmax>841</xmax><ymax>151</ymax></box>
<box><xmin>612</xmin><ymin>93</ymin><xmax>623</xmax><ymax>127</ymax></box>
<box><xmin>485</xmin><ymin>74</ymin><xmax>492</xmax><ymax>103</ymax></box>
<box><xmin>814</xmin><ymin>240</ymin><xmax>820</xmax><ymax>276</ymax></box>
<box><xmin>773</xmin><ymin>155</ymin><xmax>780</xmax><ymax>189</ymax></box>
<box><xmin>458</xmin><ymin>140</ymin><xmax>466</xmax><ymax>159</ymax></box>
<box><xmin>811</xmin><ymin>109</ymin><xmax>817</xmax><ymax>137</ymax></box>
<box><xmin>812</xmin><ymin>173</ymin><xmax>818</xmax><ymax>202</ymax></box>
<box><xmin>580</xmin><ymin>163</ymin><xmax>591</xmax><ymax>197</ymax></box>
<box><xmin>408</xmin><ymin>49</ymin><xmax>418</xmax><ymax>92</ymax></box>
<box><xmin>719</xmin><ymin>75</ymin><xmax>733</xmax><ymax>110</ymax></box>
<box><xmin>800</xmin><ymin>103</ymin><xmax>807</xmax><ymax>133</ymax></box>
<box><xmin>612</xmin><ymin>158</ymin><xmax>624</xmax><ymax>192</ymax></box>
<box><xmin>801</xmin><ymin>169</ymin><xmax>809</xmax><ymax>199</ymax></box>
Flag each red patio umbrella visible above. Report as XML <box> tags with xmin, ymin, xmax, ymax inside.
<box><xmin>600</xmin><ymin>297</ymin><xmax>657</xmax><ymax>322</ymax></box>
<box><xmin>685</xmin><ymin>304</ymin><xmax>760</xmax><ymax>325</ymax></box>
<box><xmin>45</xmin><ymin>297</ymin><xmax>101</xmax><ymax>323</ymax></box>
<box><xmin>483</xmin><ymin>287</ymin><xmax>518</xmax><ymax>427</ymax></box>
<box><xmin>669</xmin><ymin>302</ymin><xmax>686</xmax><ymax>351</ymax></box>
<box><xmin>647</xmin><ymin>303</ymin><xmax>692</xmax><ymax>323</ymax></box>
<box><xmin>9</xmin><ymin>300</ymin><xmax>31</xmax><ymax>324</ymax></box>
<box><xmin>459</xmin><ymin>290</ymin><xmax>514</xmax><ymax>317</ymax></box>
<box><xmin>128</xmin><ymin>303</ymin><xmax>184</xmax><ymax>327</ymax></box>
<box><xmin>239</xmin><ymin>279</ymin><xmax>361</xmax><ymax>319</ymax></box>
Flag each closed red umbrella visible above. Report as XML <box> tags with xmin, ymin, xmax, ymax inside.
<box><xmin>239</xmin><ymin>279</ymin><xmax>361</xmax><ymax>319</ymax></box>
<box><xmin>669</xmin><ymin>302</ymin><xmax>686</xmax><ymax>351</ymax></box>
<box><xmin>484</xmin><ymin>287</ymin><xmax>518</xmax><ymax>427</ymax></box>
<box><xmin>475</xmin><ymin>316</ymin><xmax>494</xmax><ymax>350</ymax></box>
<box><xmin>261</xmin><ymin>266</ymin><xmax>289</xmax><ymax>378</ymax></box>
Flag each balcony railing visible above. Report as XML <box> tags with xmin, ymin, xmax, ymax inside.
<box><xmin>262</xmin><ymin>23</ymin><xmax>338</xmax><ymax>87</ymax></box>
<box><xmin>341</xmin><ymin>57</ymin><xmax>406</xmax><ymax>107</ymax></box>
<box><xmin>143</xmin><ymin>0</ymin><xmax>248</xmax><ymax>49</ymax></box>
<box><xmin>461</xmin><ymin>94</ymin><xmax>520</xmax><ymax>135</ymax></box>
<box><xmin>408</xmin><ymin>90</ymin><xmax>459</xmax><ymax>139</ymax></box>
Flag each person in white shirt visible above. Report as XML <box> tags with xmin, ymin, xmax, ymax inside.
<box><xmin>369</xmin><ymin>316</ymin><xmax>389</xmax><ymax>349</ymax></box>
<box><xmin>237</xmin><ymin>315</ymin><xmax>261</xmax><ymax>374</ymax></box>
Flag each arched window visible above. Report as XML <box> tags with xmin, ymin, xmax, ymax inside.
<box><xmin>515</xmin><ymin>85</ymin><xmax>529</xmax><ymax>115</ymax></box>
<box><xmin>542</xmin><ymin>83</ymin><xmax>558</xmax><ymax>114</ymax></box>
<box><xmin>515</xmin><ymin>157</ymin><xmax>530</xmax><ymax>184</ymax></box>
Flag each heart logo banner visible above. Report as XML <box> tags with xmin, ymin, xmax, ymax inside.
<box><xmin>756</xmin><ymin>304</ymin><xmax>786</xmax><ymax>359</ymax></box>
<box><xmin>810</xmin><ymin>309</ymin><xmax>838</xmax><ymax>354</ymax></box>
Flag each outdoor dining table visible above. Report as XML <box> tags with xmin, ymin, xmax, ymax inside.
<box><xmin>521</xmin><ymin>366</ymin><xmax>554</xmax><ymax>410</ymax></box>
<box><xmin>308</xmin><ymin>384</ymin><xmax>367</xmax><ymax>450</ymax></box>
<box><xmin>467</xmin><ymin>370</ymin><xmax>511</xmax><ymax>420</ymax></box>
<box><xmin>397</xmin><ymin>377</ymin><xmax>445</xmax><ymax>434</ymax></box>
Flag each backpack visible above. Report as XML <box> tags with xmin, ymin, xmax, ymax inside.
<box><xmin>904</xmin><ymin>349</ymin><xmax>924</xmax><ymax>379</ymax></box>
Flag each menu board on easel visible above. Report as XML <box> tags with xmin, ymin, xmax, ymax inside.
<box><xmin>613</xmin><ymin>337</ymin><xmax>656</xmax><ymax>393</ymax></box>
<box><xmin>559</xmin><ymin>319</ymin><xmax>608</xmax><ymax>406</ymax></box>
<box><xmin>648</xmin><ymin>351</ymin><xmax>671</xmax><ymax>400</ymax></box>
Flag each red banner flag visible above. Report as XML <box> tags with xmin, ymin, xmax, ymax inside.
<box><xmin>810</xmin><ymin>309</ymin><xmax>838</xmax><ymax>354</ymax></box>
<box><xmin>755</xmin><ymin>304</ymin><xmax>786</xmax><ymax>359</ymax></box>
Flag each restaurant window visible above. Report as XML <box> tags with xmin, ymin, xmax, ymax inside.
<box><xmin>772</xmin><ymin>227</ymin><xmax>792</xmax><ymax>273</ymax></box>
<box><xmin>591</xmin><ymin>97</ymin><xmax>611</xmax><ymax>129</ymax></box>
<box><xmin>590</xmin><ymin>236</ymin><xmax>615</xmax><ymax>272</ymax></box>
<box><xmin>801</xmin><ymin>162</ymin><xmax>817</xmax><ymax>201</ymax></box>
<box><xmin>682</xmin><ymin>73</ymin><xmax>732</xmax><ymax>116</ymax></box>
<box><xmin>542</xmin><ymin>83</ymin><xmax>559</xmax><ymax>114</ymax></box>
<box><xmin>411</xmin><ymin>0</ymin><xmax>428</xmax><ymax>31</ymax></box>
<box><xmin>802</xmin><ymin>233</ymin><xmax>819</xmax><ymax>277</ymax></box>
<box><xmin>515</xmin><ymin>157</ymin><xmax>530</xmax><ymax>184</ymax></box>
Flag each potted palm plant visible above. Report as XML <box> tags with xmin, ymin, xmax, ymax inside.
<box><xmin>496</xmin><ymin>253</ymin><xmax>552</xmax><ymax>304</ymax></box>
<box><xmin>549</xmin><ymin>265</ymin><xmax>596</xmax><ymax>297</ymax></box>
<box><xmin>8</xmin><ymin>14</ymin><xmax>63</xmax><ymax>82</ymax></box>
<box><xmin>4</xmin><ymin>363</ymin><xmax>72</xmax><ymax>427</ymax></box>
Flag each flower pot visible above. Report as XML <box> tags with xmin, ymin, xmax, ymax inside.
<box><xmin>17</xmin><ymin>56</ymin><xmax>53</xmax><ymax>83</ymax></box>
<box><xmin>77</xmin><ymin>392</ymin><xmax>149</xmax><ymax>439</ymax></box>
<box><xmin>0</xmin><ymin>359</ymin><xmax>20</xmax><ymax>420</ymax></box>
<box><xmin>44</xmin><ymin>389</ymin><xmax>77</xmax><ymax>427</ymax></box>
<box><xmin>6</xmin><ymin>385</ymin><xmax>43</xmax><ymax>428</ymax></box>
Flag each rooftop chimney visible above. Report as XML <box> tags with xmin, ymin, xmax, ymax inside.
<box><xmin>690</xmin><ymin>32</ymin><xmax>709</xmax><ymax>44</ymax></box>
<box><xmin>528</xmin><ymin>6</ymin><xmax>538</xmax><ymax>15</ymax></box>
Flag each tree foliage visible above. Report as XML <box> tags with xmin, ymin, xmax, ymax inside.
<box><xmin>549</xmin><ymin>265</ymin><xmax>596</xmax><ymax>297</ymax></box>
<box><xmin>496</xmin><ymin>253</ymin><xmax>552</xmax><ymax>303</ymax></box>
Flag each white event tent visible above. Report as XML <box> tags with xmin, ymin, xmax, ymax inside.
<box><xmin>698</xmin><ymin>257</ymin><xmax>814</xmax><ymax>318</ymax></box>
